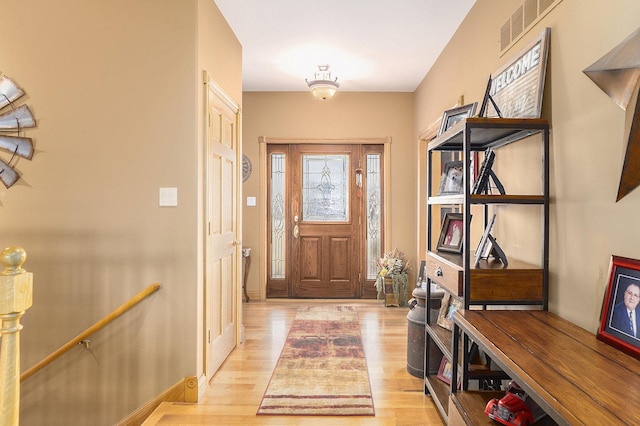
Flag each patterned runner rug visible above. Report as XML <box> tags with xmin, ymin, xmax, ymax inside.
<box><xmin>257</xmin><ymin>305</ymin><xmax>375</xmax><ymax>416</ymax></box>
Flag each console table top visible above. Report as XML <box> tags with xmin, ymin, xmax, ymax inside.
<box><xmin>455</xmin><ymin>310</ymin><xmax>640</xmax><ymax>425</ymax></box>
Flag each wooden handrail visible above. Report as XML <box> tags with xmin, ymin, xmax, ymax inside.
<box><xmin>21</xmin><ymin>282</ymin><xmax>161</xmax><ymax>381</ymax></box>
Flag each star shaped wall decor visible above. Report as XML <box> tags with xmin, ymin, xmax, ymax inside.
<box><xmin>583</xmin><ymin>27</ymin><xmax>640</xmax><ymax>202</ymax></box>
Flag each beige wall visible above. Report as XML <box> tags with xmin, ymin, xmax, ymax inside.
<box><xmin>415</xmin><ymin>0</ymin><xmax>640</xmax><ymax>332</ymax></box>
<box><xmin>0</xmin><ymin>1</ymin><xmax>240</xmax><ymax>424</ymax></box>
<box><xmin>241</xmin><ymin>92</ymin><xmax>415</xmax><ymax>298</ymax></box>
<box><xmin>196</xmin><ymin>0</ymin><xmax>243</xmax><ymax>387</ymax></box>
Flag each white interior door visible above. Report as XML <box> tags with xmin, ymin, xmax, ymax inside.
<box><xmin>205</xmin><ymin>76</ymin><xmax>241</xmax><ymax>378</ymax></box>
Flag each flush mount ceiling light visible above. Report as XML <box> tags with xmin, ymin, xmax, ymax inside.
<box><xmin>306</xmin><ymin>65</ymin><xmax>340</xmax><ymax>100</ymax></box>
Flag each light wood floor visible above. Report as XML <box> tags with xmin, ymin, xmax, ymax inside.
<box><xmin>143</xmin><ymin>300</ymin><xmax>445</xmax><ymax>425</ymax></box>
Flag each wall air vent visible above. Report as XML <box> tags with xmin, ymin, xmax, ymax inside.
<box><xmin>500</xmin><ymin>0</ymin><xmax>562</xmax><ymax>55</ymax></box>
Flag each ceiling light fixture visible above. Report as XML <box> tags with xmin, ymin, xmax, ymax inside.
<box><xmin>306</xmin><ymin>65</ymin><xmax>340</xmax><ymax>100</ymax></box>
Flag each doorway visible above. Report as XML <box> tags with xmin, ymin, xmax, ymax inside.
<box><xmin>264</xmin><ymin>140</ymin><xmax>387</xmax><ymax>299</ymax></box>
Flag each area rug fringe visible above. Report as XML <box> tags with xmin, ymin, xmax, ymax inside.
<box><xmin>257</xmin><ymin>305</ymin><xmax>375</xmax><ymax>416</ymax></box>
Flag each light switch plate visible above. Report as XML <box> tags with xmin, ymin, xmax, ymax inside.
<box><xmin>159</xmin><ymin>187</ymin><xmax>178</xmax><ymax>207</ymax></box>
<box><xmin>247</xmin><ymin>196</ymin><xmax>256</xmax><ymax>206</ymax></box>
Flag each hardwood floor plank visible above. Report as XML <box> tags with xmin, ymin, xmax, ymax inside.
<box><xmin>143</xmin><ymin>301</ymin><xmax>445</xmax><ymax>425</ymax></box>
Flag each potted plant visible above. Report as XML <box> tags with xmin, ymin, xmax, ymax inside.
<box><xmin>375</xmin><ymin>248</ymin><xmax>411</xmax><ymax>307</ymax></box>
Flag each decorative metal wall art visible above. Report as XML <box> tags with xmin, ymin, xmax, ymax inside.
<box><xmin>242</xmin><ymin>154</ymin><xmax>252</xmax><ymax>182</ymax></box>
<box><xmin>0</xmin><ymin>73</ymin><xmax>36</xmax><ymax>188</ymax></box>
<box><xmin>583</xmin><ymin>27</ymin><xmax>640</xmax><ymax>202</ymax></box>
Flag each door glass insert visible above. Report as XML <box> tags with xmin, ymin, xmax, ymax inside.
<box><xmin>302</xmin><ymin>154</ymin><xmax>349</xmax><ymax>222</ymax></box>
<box><xmin>270</xmin><ymin>153</ymin><xmax>286</xmax><ymax>279</ymax></box>
<box><xmin>366</xmin><ymin>153</ymin><xmax>381</xmax><ymax>279</ymax></box>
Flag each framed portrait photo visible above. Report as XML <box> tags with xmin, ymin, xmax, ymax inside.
<box><xmin>597</xmin><ymin>255</ymin><xmax>640</xmax><ymax>359</ymax></box>
<box><xmin>438</xmin><ymin>161</ymin><xmax>464</xmax><ymax>195</ymax></box>
<box><xmin>438</xmin><ymin>102</ymin><xmax>478</xmax><ymax>136</ymax></box>
<box><xmin>437</xmin><ymin>292</ymin><xmax>463</xmax><ymax>331</ymax></box>
<box><xmin>437</xmin><ymin>213</ymin><xmax>464</xmax><ymax>253</ymax></box>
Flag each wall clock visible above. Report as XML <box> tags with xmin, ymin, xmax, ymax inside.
<box><xmin>242</xmin><ymin>154</ymin><xmax>252</xmax><ymax>182</ymax></box>
<box><xmin>0</xmin><ymin>73</ymin><xmax>36</xmax><ymax>188</ymax></box>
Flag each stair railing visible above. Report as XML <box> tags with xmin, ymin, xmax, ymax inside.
<box><xmin>20</xmin><ymin>282</ymin><xmax>161</xmax><ymax>382</ymax></box>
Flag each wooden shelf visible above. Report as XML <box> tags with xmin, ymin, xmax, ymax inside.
<box><xmin>471</xmin><ymin>194</ymin><xmax>545</xmax><ymax>205</ymax></box>
<box><xmin>425</xmin><ymin>374</ymin><xmax>451</xmax><ymax>419</ymax></box>
<box><xmin>450</xmin><ymin>391</ymin><xmax>503</xmax><ymax>425</ymax></box>
<box><xmin>453</xmin><ymin>310</ymin><xmax>640</xmax><ymax>425</ymax></box>
<box><xmin>427</xmin><ymin>117</ymin><xmax>548</xmax><ymax>152</ymax></box>
<box><xmin>451</xmin><ymin>391</ymin><xmax>558</xmax><ymax>426</ymax></box>
<box><xmin>428</xmin><ymin>194</ymin><xmax>545</xmax><ymax>205</ymax></box>
<box><xmin>427</xmin><ymin>318</ymin><xmax>454</xmax><ymax>358</ymax></box>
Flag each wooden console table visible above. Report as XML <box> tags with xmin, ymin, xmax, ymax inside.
<box><xmin>451</xmin><ymin>310</ymin><xmax>640</xmax><ymax>425</ymax></box>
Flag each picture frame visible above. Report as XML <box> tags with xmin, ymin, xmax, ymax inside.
<box><xmin>437</xmin><ymin>356</ymin><xmax>453</xmax><ymax>385</ymax></box>
<box><xmin>597</xmin><ymin>255</ymin><xmax>640</xmax><ymax>359</ymax></box>
<box><xmin>472</xmin><ymin>149</ymin><xmax>505</xmax><ymax>195</ymax></box>
<box><xmin>474</xmin><ymin>213</ymin><xmax>497</xmax><ymax>267</ymax></box>
<box><xmin>472</xmin><ymin>149</ymin><xmax>496</xmax><ymax>194</ymax></box>
<box><xmin>478</xmin><ymin>75</ymin><xmax>503</xmax><ymax>118</ymax></box>
<box><xmin>438</xmin><ymin>160</ymin><xmax>464</xmax><ymax>195</ymax></box>
<box><xmin>436</xmin><ymin>213</ymin><xmax>464</xmax><ymax>253</ymax></box>
<box><xmin>438</xmin><ymin>102</ymin><xmax>478</xmax><ymax>136</ymax></box>
<box><xmin>484</xmin><ymin>28</ymin><xmax>550</xmax><ymax>118</ymax></box>
<box><xmin>437</xmin><ymin>292</ymin><xmax>463</xmax><ymax>331</ymax></box>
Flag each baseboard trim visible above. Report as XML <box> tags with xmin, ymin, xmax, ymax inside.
<box><xmin>115</xmin><ymin>375</ymin><xmax>204</xmax><ymax>426</ymax></box>
<box><xmin>198</xmin><ymin>373</ymin><xmax>208</xmax><ymax>401</ymax></box>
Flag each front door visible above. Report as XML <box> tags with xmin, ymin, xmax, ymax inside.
<box><xmin>291</xmin><ymin>144</ymin><xmax>360</xmax><ymax>298</ymax></box>
<box><xmin>266</xmin><ymin>143</ymin><xmax>384</xmax><ymax>299</ymax></box>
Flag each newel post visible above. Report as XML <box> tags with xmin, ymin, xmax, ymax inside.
<box><xmin>0</xmin><ymin>246</ymin><xmax>33</xmax><ymax>426</ymax></box>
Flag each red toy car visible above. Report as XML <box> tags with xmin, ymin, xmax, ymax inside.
<box><xmin>485</xmin><ymin>381</ymin><xmax>535</xmax><ymax>426</ymax></box>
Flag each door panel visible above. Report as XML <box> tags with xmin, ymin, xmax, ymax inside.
<box><xmin>329</xmin><ymin>237</ymin><xmax>350</xmax><ymax>280</ymax></box>
<box><xmin>205</xmin><ymin>78</ymin><xmax>240</xmax><ymax>379</ymax></box>
<box><xmin>292</xmin><ymin>145</ymin><xmax>360</xmax><ymax>298</ymax></box>
<box><xmin>300</xmin><ymin>237</ymin><xmax>321</xmax><ymax>280</ymax></box>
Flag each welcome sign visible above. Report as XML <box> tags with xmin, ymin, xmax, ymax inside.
<box><xmin>486</xmin><ymin>28</ymin><xmax>551</xmax><ymax>118</ymax></box>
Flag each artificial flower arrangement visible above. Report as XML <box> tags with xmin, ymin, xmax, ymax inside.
<box><xmin>375</xmin><ymin>248</ymin><xmax>411</xmax><ymax>306</ymax></box>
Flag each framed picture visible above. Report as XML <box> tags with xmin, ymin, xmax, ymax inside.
<box><xmin>437</xmin><ymin>357</ymin><xmax>453</xmax><ymax>385</ymax></box>
<box><xmin>438</xmin><ymin>102</ymin><xmax>478</xmax><ymax>136</ymax></box>
<box><xmin>484</xmin><ymin>28</ymin><xmax>550</xmax><ymax>118</ymax></box>
<box><xmin>472</xmin><ymin>149</ymin><xmax>496</xmax><ymax>194</ymax></box>
<box><xmin>417</xmin><ymin>260</ymin><xmax>427</xmax><ymax>284</ymax></box>
<box><xmin>437</xmin><ymin>213</ymin><xmax>464</xmax><ymax>253</ymax></box>
<box><xmin>437</xmin><ymin>292</ymin><xmax>463</xmax><ymax>331</ymax></box>
<box><xmin>438</xmin><ymin>161</ymin><xmax>464</xmax><ymax>195</ymax></box>
<box><xmin>597</xmin><ymin>256</ymin><xmax>640</xmax><ymax>359</ymax></box>
<box><xmin>474</xmin><ymin>213</ymin><xmax>497</xmax><ymax>267</ymax></box>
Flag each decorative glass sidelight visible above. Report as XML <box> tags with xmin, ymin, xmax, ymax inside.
<box><xmin>366</xmin><ymin>154</ymin><xmax>382</xmax><ymax>279</ymax></box>
<box><xmin>270</xmin><ymin>153</ymin><xmax>286</xmax><ymax>279</ymax></box>
<box><xmin>302</xmin><ymin>154</ymin><xmax>349</xmax><ymax>222</ymax></box>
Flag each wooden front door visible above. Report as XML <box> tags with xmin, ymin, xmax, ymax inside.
<box><xmin>290</xmin><ymin>144</ymin><xmax>361</xmax><ymax>298</ymax></box>
<box><xmin>267</xmin><ymin>142</ymin><xmax>385</xmax><ymax>299</ymax></box>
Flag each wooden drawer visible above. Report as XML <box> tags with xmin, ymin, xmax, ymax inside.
<box><xmin>427</xmin><ymin>252</ymin><xmax>463</xmax><ymax>296</ymax></box>
<box><xmin>470</xmin><ymin>268</ymin><xmax>543</xmax><ymax>302</ymax></box>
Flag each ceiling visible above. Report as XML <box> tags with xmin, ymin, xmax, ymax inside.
<box><xmin>213</xmin><ymin>0</ymin><xmax>477</xmax><ymax>93</ymax></box>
